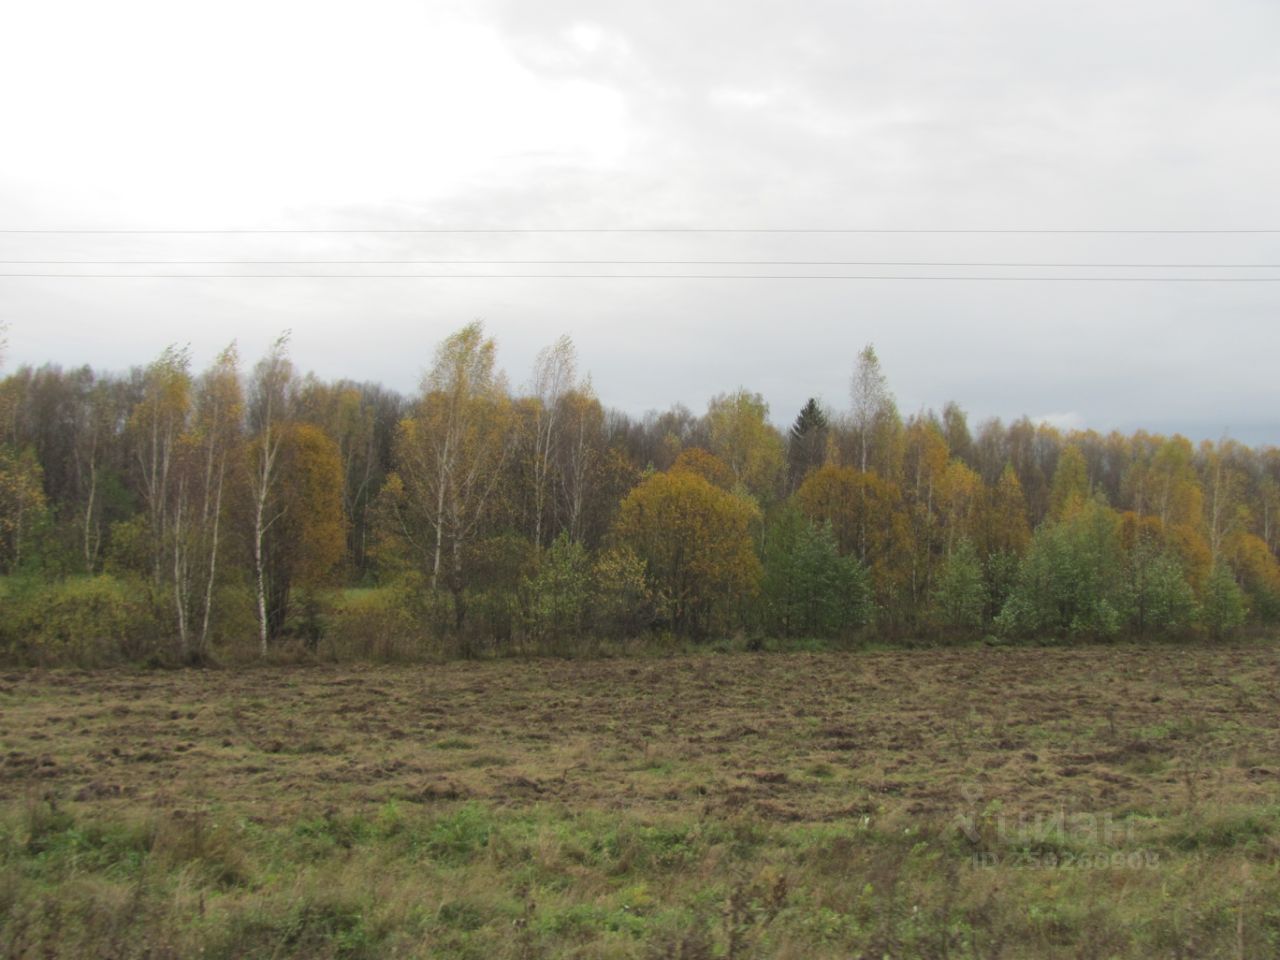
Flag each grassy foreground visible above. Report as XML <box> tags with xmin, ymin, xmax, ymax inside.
<box><xmin>2</xmin><ymin>644</ymin><xmax>1280</xmax><ymax>957</ymax></box>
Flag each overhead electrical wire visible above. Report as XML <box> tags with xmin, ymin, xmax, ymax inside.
<box><xmin>2</xmin><ymin>228</ymin><xmax>1280</xmax><ymax>235</ymax></box>
<box><xmin>3</xmin><ymin>273</ymin><xmax>1279</xmax><ymax>281</ymax></box>
<box><xmin>4</xmin><ymin>227</ymin><xmax>1276</xmax><ymax>280</ymax></box>
<box><xmin>2</xmin><ymin>259</ymin><xmax>1279</xmax><ymax>268</ymax></box>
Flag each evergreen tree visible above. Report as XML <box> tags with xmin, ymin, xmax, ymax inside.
<box><xmin>787</xmin><ymin>398</ymin><xmax>829</xmax><ymax>491</ymax></box>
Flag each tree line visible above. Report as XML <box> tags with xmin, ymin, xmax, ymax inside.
<box><xmin>1</xmin><ymin>321</ymin><xmax>1277</xmax><ymax>663</ymax></box>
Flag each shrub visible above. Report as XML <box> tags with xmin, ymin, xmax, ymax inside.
<box><xmin>931</xmin><ymin>538</ymin><xmax>985</xmax><ymax>631</ymax></box>
<box><xmin>1122</xmin><ymin>543</ymin><xmax>1198</xmax><ymax>635</ymax></box>
<box><xmin>591</xmin><ymin>544</ymin><xmax>654</xmax><ymax>638</ymax></box>
<box><xmin>323</xmin><ymin>585</ymin><xmax>433</xmax><ymax>661</ymax></box>
<box><xmin>522</xmin><ymin>534</ymin><xmax>593</xmax><ymax>644</ymax></box>
<box><xmin>461</xmin><ymin>586</ymin><xmax>521</xmax><ymax>654</ymax></box>
<box><xmin>1200</xmin><ymin>563</ymin><xmax>1247</xmax><ymax>639</ymax></box>
<box><xmin>1226</xmin><ymin>532</ymin><xmax>1280</xmax><ymax>624</ymax></box>
<box><xmin>205</xmin><ymin>583</ymin><xmax>262</xmax><ymax>661</ymax></box>
<box><xmin>613</xmin><ymin>470</ymin><xmax>762</xmax><ymax>637</ymax></box>
<box><xmin>0</xmin><ymin>575</ymin><xmax>158</xmax><ymax>665</ymax></box>
<box><xmin>997</xmin><ymin>499</ymin><xmax>1126</xmax><ymax>640</ymax></box>
<box><xmin>760</xmin><ymin>507</ymin><xmax>871</xmax><ymax>638</ymax></box>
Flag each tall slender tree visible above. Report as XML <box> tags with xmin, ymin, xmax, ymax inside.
<box><xmin>787</xmin><ymin>398</ymin><xmax>828</xmax><ymax>491</ymax></box>
<box><xmin>171</xmin><ymin>346</ymin><xmax>242</xmax><ymax>658</ymax></box>
<box><xmin>393</xmin><ymin>322</ymin><xmax>513</xmax><ymax>630</ymax></box>
<box><xmin>129</xmin><ymin>346</ymin><xmax>192</xmax><ymax>591</ymax></box>
<box><xmin>527</xmin><ymin>335</ymin><xmax>577</xmax><ymax>549</ymax></box>
<box><xmin>556</xmin><ymin>383</ymin><xmax>605</xmax><ymax>543</ymax></box>
<box><xmin>246</xmin><ymin>334</ymin><xmax>294</xmax><ymax>654</ymax></box>
<box><xmin>849</xmin><ymin>344</ymin><xmax>892</xmax><ymax>474</ymax></box>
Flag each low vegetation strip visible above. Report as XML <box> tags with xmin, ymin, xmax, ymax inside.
<box><xmin>3</xmin><ymin>644</ymin><xmax>1280</xmax><ymax>957</ymax></box>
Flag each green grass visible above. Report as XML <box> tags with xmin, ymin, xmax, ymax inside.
<box><xmin>4</xmin><ymin>798</ymin><xmax>1280</xmax><ymax>958</ymax></box>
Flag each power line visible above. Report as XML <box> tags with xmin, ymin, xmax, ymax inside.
<box><xmin>3</xmin><ymin>228</ymin><xmax>1280</xmax><ymax>235</ymax></box>
<box><xmin>3</xmin><ymin>273</ymin><xmax>1280</xmax><ymax>281</ymax></box>
<box><xmin>3</xmin><ymin>259</ymin><xmax>1280</xmax><ymax>268</ymax></box>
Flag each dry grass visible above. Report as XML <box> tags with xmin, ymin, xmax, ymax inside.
<box><xmin>2</xmin><ymin>643</ymin><xmax>1280</xmax><ymax>956</ymax></box>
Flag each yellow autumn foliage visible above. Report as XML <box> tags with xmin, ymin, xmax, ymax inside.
<box><xmin>613</xmin><ymin>469</ymin><xmax>761</xmax><ymax>636</ymax></box>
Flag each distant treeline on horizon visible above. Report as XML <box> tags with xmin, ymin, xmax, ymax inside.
<box><xmin>1</xmin><ymin>323</ymin><xmax>1277</xmax><ymax>664</ymax></box>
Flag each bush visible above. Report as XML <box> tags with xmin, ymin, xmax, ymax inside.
<box><xmin>613</xmin><ymin>470</ymin><xmax>762</xmax><ymax>637</ymax></box>
<box><xmin>0</xmin><ymin>575</ymin><xmax>159</xmax><ymax>665</ymax></box>
<box><xmin>591</xmin><ymin>545</ymin><xmax>654</xmax><ymax>638</ymax></box>
<box><xmin>931</xmin><ymin>538</ymin><xmax>985</xmax><ymax>632</ymax></box>
<box><xmin>983</xmin><ymin>549</ymin><xmax>1021</xmax><ymax>623</ymax></box>
<box><xmin>760</xmin><ymin>507</ymin><xmax>871</xmax><ymax>638</ymax></box>
<box><xmin>522</xmin><ymin>534</ymin><xmax>593</xmax><ymax>645</ymax></box>
<box><xmin>204</xmin><ymin>583</ymin><xmax>261</xmax><ymax>661</ymax></box>
<box><xmin>1123</xmin><ymin>542</ymin><xmax>1198</xmax><ymax>635</ymax></box>
<box><xmin>1201</xmin><ymin>563</ymin><xmax>1247</xmax><ymax>639</ymax></box>
<box><xmin>461</xmin><ymin>586</ymin><xmax>521</xmax><ymax>654</ymax></box>
<box><xmin>323</xmin><ymin>585</ymin><xmax>434</xmax><ymax>661</ymax></box>
<box><xmin>997</xmin><ymin>499</ymin><xmax>1126</xmax><ymax>640</ymax></box>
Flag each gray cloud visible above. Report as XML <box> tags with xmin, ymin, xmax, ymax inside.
<box><xmin>1</xmin><ymin>0</ymin><xmax>1277</xmax><ymax>442</ymax></box>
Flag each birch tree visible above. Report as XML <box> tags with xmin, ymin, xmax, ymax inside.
<box><xmin>394</xmin><ymin>322</ymin><xmax>513</xmax><ymax>630</ymax></box>
<box><xmin>171</xmin><ymin>346</ymin><xmax>242</xmax><ymax>659</ymax></box>
<box><xmin>527</xmin><ymin>334</ymin><xmax>577</xmax><ymax>549</ymax></box>
<box><xmin>849</xmin><ymin>344</ymin><xmax>892</xmax><ymax>474</ymax></box>
<box><xmin>129</xmin><ymin>346</ymin><xmax>191</xmax><ymax>591</ymax></box>
<box><xmin>705</xmin><ymin>388</ymin><xmax>784</xmax><ymax>502</ymax></box>
<box><xmin>1201</xmin><ymin>439</ymin><xmax>1245</xmax><ymax>564</ymax></box>
<box><xmin>556</xmin><ymin>383</ymin><xmax>605</xmax><ymax>543</ymax></box>
<box><xmin>73</xmin><ymin>379</ymin><xmax>112</xmax><ymax>573</ymax></box>
<box><xmin>0</xmin><ymin>446</ymin><xmax>46</xmax><ymax>573</ymax></box>
<box><xmin>247</xmin><ymin>334</ymin><xmax>294</xmax><ymax>654</ymax></box>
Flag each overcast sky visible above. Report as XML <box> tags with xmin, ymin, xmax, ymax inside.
<box><xmin>1</xmin><ymin>0</ymin><xmax>1278</xmax><ymax>442</ymax></box>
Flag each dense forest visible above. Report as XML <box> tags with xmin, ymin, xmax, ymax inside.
<box><xmin>1</xmin><ymin>320</ymin><xmax>1277</xmax><ymax>665</ymax></box>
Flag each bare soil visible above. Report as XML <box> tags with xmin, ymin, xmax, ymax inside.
<box><xmin>5</xmin><ymin>643</ymin><xmax>1278</xmax><ymax>828</ymax></box>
